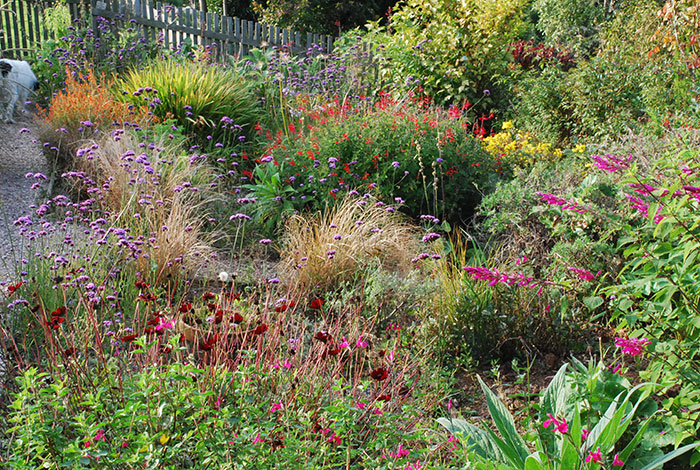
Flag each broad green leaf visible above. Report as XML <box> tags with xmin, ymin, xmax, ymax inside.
<box><xmin>478</xmin><ymin>375</ymin><xmax>530</xmax><ymax>467</ymax></box>
<box><xmin>525</xmin><ymin>453</ymin><xmax>546</xmax><ymax>470</ymax></box>
<box><xmin>540</xmin><ymin>363</ymin><xmax>569</xmax><ymax>419</ymax></box>
<box><xmin>637</xmin><ymin>442</ymin><xmax>700</xmax><ymax>470</ymax></box>
<box><xmin>583</xmin><ymin>296</ymin><xmax>604</xmax><ymax>310</ymax></box>
<box><xmin>437</xmin><ymin>417</ymin><xmax>508</xmax><ymax>463</ymax></box>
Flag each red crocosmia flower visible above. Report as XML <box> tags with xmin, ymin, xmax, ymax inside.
<box><xmin>121</xmin><ymin>334</ymin><xmax>138</xmax><ymax>343</ymax></box>
<box><xmin>134</xmin><ymin>279</ymin><xmax>149</xmax><ymax>290</ymax></box>
<box><xmin>309</xmin><ymin>298</ymin><xmax>324</xmax><ymax>309</ymax></box>
<box><xmin>233</xmin><ymin>312</ymin><xmax>244</xmax><ymax>323</ymax></box>
<box><xmin>7</xmin><ymin>281</ymin><xmax>23</xmax><ymax>295</ymax></box>
<box><xmin>51</xmin><ymin>306</ymin><xmax>66</xmax><ymax>317</ymax></box>
<box><xmin>315</xmin><ymin>331</ymin><xmax>332</xmax><ymax>343</ymax></box>
<box><xmin>253</xmin><ymin>323</ymin><xmax>269</xmax><ymax>335</ymax></box>
<box><xmin>202</xmin><ymin>291</ymin><xmax>216</xmax><ymax>301</ymax></box>
<box><xmin>63</xmin><ymin>347</ymin><xmax>77</xmax><ymax>357</ymax></box>
<box><xmin>370</xmin><ymin>367</ymin><xmax>389</xmax><ymax>381</ymax></box>
<box><xmin>376</xmin><ymin>394</ymin><xmax>391</xmax><ymax>401</ymax></box>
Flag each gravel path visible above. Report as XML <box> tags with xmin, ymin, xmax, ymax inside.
<box><xmin>0</xmin><ymin>115</ymin><xmax>48</xmax><ymax>284</ymax></box>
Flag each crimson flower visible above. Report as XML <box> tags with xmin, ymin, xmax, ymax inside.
<box><xmin>315</xmin><ymin>331</ymin><xmax>332</xmax><ymax>343</ymax></box>
<box><xmin>51</xmin><ymin>306</ymin><xmax>66</xmax><ymax>317</ymax></box>
<box><xmin>233</xmin><ymin>312</ymin><xmax>244</xmax><ymax>323</ymax></box>
<box><xmin>7</xmin><ymin>281</ymin><xmax>23</xmax><ymax>295</ymax></box>
<box><xmin>309</xmin><ymin>298</ymin><xmax>324</xmax><ymax>309</ymax></box>
<box><xmin>201</xmin><ymin>334</ymin><xmax>218</xmax><ymax>351</ymax></box>
<box><xmin>178</xmin><ymin>302</ymin><xmax>193</xmax><ymax>313</ymax></box>
<box><xmin>253</xmin><ymin>323</ymin><xmax>268</xmax><ymax>335</ymax></box>
<box><xmin>370</xmin><ymin>367</ymin><xmax>389</xmax><ymax>381</ymax></box>
<box><xmin>202</xmin><ymin>291</ymin><xmax>215</xmax><ymax>300</ymax></box>
<box><xmin>63</xmin><ymin>347</ymin><xmax>77</xmax><ymax>357</ymax></box>
<box><xmin>121</xmin><ymin>334</ymin><xmax>138</xmax><ymax>343</ymax></box>
<box><xmin>134</xmin><ymin>279</ymin><xmax>149</xmax><ymax>290</ymax></box>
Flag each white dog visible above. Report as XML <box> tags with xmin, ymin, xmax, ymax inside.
<box><xmin>0</xmin><ymin>59</ymin><xmax>38</xmax><ymax>123</ymax></box>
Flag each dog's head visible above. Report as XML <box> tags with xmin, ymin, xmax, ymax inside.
<box><xmin>0</xmin><ymin>61</ymin><xmax>11</xmax><ymax>78</ymax></box>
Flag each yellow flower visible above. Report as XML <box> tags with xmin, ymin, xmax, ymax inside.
<box><xmin>573</xmin><ymin>144</ymin><xmax>586</xmax><ymax>154</ymax></box>
<box><xmin>502</xmin><ymin>120</ymin><xmax>514</xmax><ymax>130</ymax></box>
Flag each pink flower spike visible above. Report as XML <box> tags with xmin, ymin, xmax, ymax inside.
<box><xmin>592</xmin><ymin>153</ymin><xmax>631</xmax><ymax>172</ymax></box>
<box><xmin>613</xmin><ymin>454</ymin><xmax>624</xmax><ymax>467</ymax></box>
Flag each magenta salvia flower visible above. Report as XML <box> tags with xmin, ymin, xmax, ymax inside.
<box><xmin>462</xmin><ymin>266</ymin><xmax>537</xmax><ymax>289</ymax></box>
<box><xmin>625</xmin><ymin>194</ymin><xmax>665</xmax><ymax>224</ymax></box>
<box><xmin>542</xmin><ymin>413</ymin><xmax>568</xmax><ymax>434</ymax></box>
<box><xmin>536</xmin><ymin>192</ymin><xmax>588</xmax><ymax>213</ymax></box>
<box><xmin>615</xmin><ymin>337</ymin><xmax>651</xmax><ymax>356</ymax></box>
<box><xmin>568</xmin><ymin>267</ymin><xmax>596</xmax><ymax>281</ymax></box>
<box><xmin>592</xmin><ymin>153</ymin><xmax>632</xmax><ymax>172</ymax></box>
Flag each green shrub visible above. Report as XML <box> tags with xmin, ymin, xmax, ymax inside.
<box><xmin>244</xmin><ymin>95</ymin><xmax>506</xmax><ymax>230</ymax></box>
<box><xmin>362</xmin><ymin>0</ymin><xmax>528</xmax><ymax>110</ymax></box>
<box><xmin>119</xmin><ymin>59</ymin><xmax>260</xmax><ymax>148</ymax></box>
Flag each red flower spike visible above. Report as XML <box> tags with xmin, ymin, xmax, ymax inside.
<box><xmin>370</xmin><ymin>367</ymin><xmax>389</xmax><ymax>381</ymax></box>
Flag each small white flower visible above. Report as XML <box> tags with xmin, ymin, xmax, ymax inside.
<box><xmin>218</xmin><ymin>271</ymin><xmax>230</xmax><ymax>282</ymax></box>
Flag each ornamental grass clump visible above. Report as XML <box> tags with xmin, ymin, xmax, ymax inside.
<box><xmin>65</xmin><ymin>129</ymin><xmax>218</xmax><ymax>281</ymax></box>
<box><xmin>119</xmin><ymin>59</ymin><xmax>260</xmax><ymax>147</ymax></box>
<box><xmin>280</xmin><ymin>194</ymin><xmax>417</xmax><ymax>291</ymax></box>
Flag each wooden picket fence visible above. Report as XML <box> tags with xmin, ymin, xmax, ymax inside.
<box><xmin>1</xmin><ymin>0</ymin><xmax>346</xmax><ymax>60</ymax></box>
